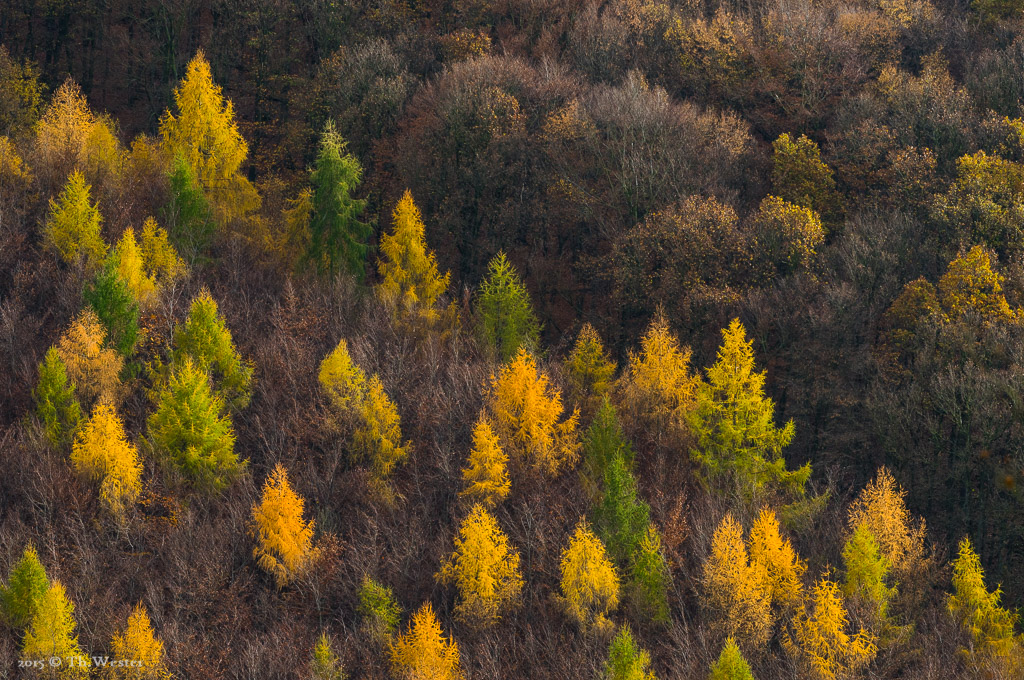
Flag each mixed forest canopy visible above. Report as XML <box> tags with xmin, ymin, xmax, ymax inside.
<box><xmin>1</xmin><ymin>0</ymin><xmax>1024</xmax><ymax>677</ymax></box>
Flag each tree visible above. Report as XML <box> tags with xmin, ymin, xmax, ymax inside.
<box><xmin>475</xmin><ymin>252</ymin><xmax>540</xmax><ymax>362</ymax></box>
<box><xmin>111</xmin><ymin>222</ymin><xmax>184</xmax><ymax>307</ymax></box>
<box><xmin>785</xmin><ymin>579</ymin><xmax>877</xmax><ymax>680</ymax></box>
<box><xmin>485</xmin><ymin>347</ymin><xmax>580</xmax><ymax>476</ymax></box>
<box><xmin>702</xmin><ymin>514</ymin><xmax>772</xmax><ymax>647</ymax></box>
<box><xmin>560</xmin><ymin>521</ymin><xmax>621</xmax><ymax>632</ymax></box>
<box><xmin>629</xmin><ymin>524</ymin><xmax>671</xmax><ymax>625</ymax></box>
<box><xmin>389</xmin><ymin>602</ymin><xmax>463</xmax><ymax>680</ymax></box>
<box><xmin>847</xmin><ymin>467</ymin><xmax>926</xmax><ymax>577</ymax></box>
<box><xmin>303</xmin><ymin>121</ymin><xmax>371</xmax><ymax>279</ymax></box>
<box><xmin>318</xmin><ymin>338</ymin><xmax>367</xmax><ymax>417</ymax></box>
<box><xmin>71</xmin><ymin>402</ymin><xmax>143</xmax><ymax>519</ymax></box>
<box><xmin>83</xmin><ymin>257</ymin><xmax>141</xmax><ymax>359</ymax></box>
<box><xmin>353</xmin><ymin>375</ymin><xmax>409</xmax><ymax>485</ymax></box>
<box><xmin>56</xmin><ymin>309</ymin><xmax>123</xmax><ymax>407</ymax></box>
<box><xmin>565</xmin><ymin>323</ymin><xmax>617</xmax><ymax>409</ymax></box>
<box><xmin>604</xmin><ymin>626</ymin><xmax>656</xmax><ymax>680</ymax></box>
<box><xmin>147</xmin><ymin>358</ymin><xmax>241</xmax><ymax>492</ymax></box>
<box><xmin>0</xmin><ymin>545</ymin><xmax>48</xmax><ymax>629</ymax></box>
<box><xmin>112</xmin><ymin>227</ymin><xmax>157</xmax><ymax>305</ymax></box>
<box><xmin>594</xmin><ymin>452</ymin><xmax>650</xmax><ymax>566</ymax></box>
<box><xmin>748</xmin><ymin>509</ymin><xmax>805</xmax><ymax>612</ymax></box>
<box><xmin>750</xmin><ymin>196</ymin><xmax>825</xmax><ymax>278</ymax></box>
<box><xmin>252</xmin><ymin>464</ymin><xmax>319</xmax><ymax>588</ymax></box>
<box><xmin>459</xmin><ymin>416</ymin><xmax>510</xmax><ymax>508</ymax></box>
<box><xmin>619</xmin><ymin>312</ymin><xmax>697</xmax><ymax>435</ymax></box>
<box><xmin>109</xmin><ymin>603</ymin><xmax>168</xmax><ymax>679</ymax></box>
<box><xmin>947</xmin><ymin>536</ymin><xmax>1020</xmax><ymax>665</ymax></box>
<box><xmin>34</xmin><ymin>348</ymin><xmax>82</xmax><ymax>447</ymax></box>
<box><xmin>376</xmin><ymin>190</ymin><xmax>450</xmax><ymax>324</ymax></box>
<box><xmin>139</xmin><ymin>218</ymin><xmax>186</xmax><ymax>287</ymax></box>
<box><xmin>936</xmin><ymin>245</ymin><xmax>1016</xmax><ymax>323</ymax></box>
<box><xmin>358</xmin><ymin>576</ymin><xmax>401</xmax><ymax>641</ymax></box>
<box><xmin>22</xmin><ymin>580</ymin><xmax>89</xmax><ymax>679</ymax></box>
<box><xmin>842</xmin><ymin>525</ymin><xmax>895</xmax><ymax>621</ymax></box>
<box><xmin>172</xmin><ymin>289</ymin><xmax>253</xmax><ymax>408</ymax></box>
<box><xmin>772</xmin><ymin>133</ymin><xmax>841</xmax><ymax>223</ymax></box>
<box><xmin>0</xmin><ymin>46</ymin><xmax>43</xmax><ymax>137</ymax></box>
<box><xmin>160</xmin><ymin>51</ymin><xmax>259</xmax><ymax>223</ymax></box>
<box><xmin>164</xmin><ymin>154</ymin><xmax>216</xmax><ymax>258</ymax></box>
<box><xmin>436</xmin><ymin>504</ymin><xmax>524</xmax><ymax>627</ymax></box>
<box><xmin>310</xmin><ymin>632</ymin><xmax>346</xmax><ymax>680</ymax></box>
<box><xmin>687</xmin><ymin>319</ymin><xmax>808</xmax><ymax>497</ymax></box>
<box><xmin>583</xmin><ymin>399</ymin><xmax>635</xmax><ymax>483</ymax></box>
<box><xmin>43</xmin><ymin>170</ymin><xmax>107</xmax><ymax>268</ymax></box>
<box><xmin>709</xmin><ymin>638</ymin><xmax>755</xmax><ymax>680</ymax></box>
<box><xmin>34</xmin><ymin>78</ymin><xmax>121</xmax><ymax>188</ymax></box>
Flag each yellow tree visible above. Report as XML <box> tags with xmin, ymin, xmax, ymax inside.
<box><xmin>354</xmin><ymin>375</ymin><xmax>410</xmax><ymax>485</ymax></box>
<box><xmin>318</xmin><ymin>338</ymin><xmax>367</xmax><ymax>416</ymax></box>
<box><xmin>847</xmin><ymin>467</ymin><xmax>926</xmax><ymax>577</ymax></box>
<box><xmin>785</xmin><ymin>579</ymin><xmax>877</xmax><ymax>680</ymax></box>
<box><xmin>390</xmin><ymin>602</ymin><xmax>463</xmax><ymax>680</ymax></box>
<box><xmin>565</xmin><ymin>323</ymin><xmax>617</xmax><ymax>409</ymax></box>
<box><xmin>560</xmin><ymin>521</ymin><xmax>621</xmax><ymax>633</ymax></box>
<box><xmin>485</xmin><ymin>347</ymin><xmax>580</xmax><ymax>476</ymax></box>
<box><xmin>251</xmin><ymin>464</ymin><xmax>319</xmax><ymax>588</ymax></box>
<box><xmin>702</xmin><ymin>513</ymin><xmax>772</xmax><ymax>647</ymax></box>
<box><xmin>619</xmin><ymin>312</ymin><xmax>697</xmax><ymax>435</ymax></box>
<box><xmin>71</xmin><ymin>402</ymin><xmax>142</xmax><ymax>519</ymax></box>
<box><xmin>936</xmin><ymin>245</ymin><xmax>1016</xmax><ymax>322</ymax></box>
<box><xmin>748</xmin><ymin>509</ymin><xmax>806</xmax><ymax>611</ymax></box>
<box><xmin>22</xmin><ymin>580</ymin><xmax>89</xmax><ymax>679</ymax></box>
<box><xmin>112</xmin><ymin>227</ymin><xmax>157</xmax><ymax>305</ymax></box>
<box><xmin>56</xmin><ymin>308</ymin><xmax>123</xmax><ymax>406</ymax></box>
<box><xmin>34</xmin><ymin>78</ymin><xmax>121</xmax><ymax>188</ymax></box>
<box><xmin>459</xmin><ymin>416</ymin><xmax>510</xmax><ymax>507</ymax></box>
<box><xmin>376</xmin><ymin>190</ymin><xmax>451</xmax><ymax>324</ymax></box>
<box><xmin>108</xmin><ymin>603</ymin><xmax>169</xmax><ymax>679</ymax></box>
<box><xmin>139</xmin><ymin>218</ymin><xmax>186</xmax><ymax>286</ymax></box>
<box><xmin>436</xmin><ymin>504</ymin><xmax>523</xmax><ymax>628</ymax></box>
<box><xmin>159</xmin><ymin>51</ymin><xmax>259</xmax><ymax>223</ymax></box>
<box><xmin>44</xmin><ymin>170</ymin><xmax>107</xmax><ymax>268</ymax></box>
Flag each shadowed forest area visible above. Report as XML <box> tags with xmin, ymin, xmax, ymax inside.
<box><xmin>1</xmin><ymin>0</ymin><xmax>1024</xmax><ymax>677</ymax></box>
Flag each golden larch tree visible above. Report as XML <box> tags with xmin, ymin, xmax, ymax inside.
<box><xmin>559</xmin><ymin>521</ymin><xmax>621</xmax><ymax>633</ymax></box>
<box><xmin>565</xmin><ymin>323</ymin><xmax>617</xmax><ymax>409</ymax></box>
<box><xmin>56</xmin><ymin>308</ymin><xmax>123</xmax><ymax>407</ymax></box>
<box><xmin>785</xmin><ymin>579</ymin><xmax>877</xmax><ymax>680</ymax></box>
<box><xmin>159</xmin><ymin>51</ymin><xmax>259</xmax><ymax>223</ymax></box>
<box><xmin>748</xmin><ymin>509</ymin><xmax>806</xmax><ymax>611</ymax></box>
<box><xmin>251</xmin><ymin>464</ymin><xmax>319</xmax><ymax>588</ymax></box>
<box><xmin>389</xmin><ymin>602</ymin><xmax>463</xmax><ymax>680</ymax></box>
<box><xmin>318</xmin><ymin>338</ymin><xmax>367</xmax><ymax>416</ymax></box>
<box><xmin>139</xmin><ymin>218</ymin><xmax>186</xmax><ymax>286</ymax></box>
<box><xmin>112</xmin><ymin>226</ymin><xmax>157</xmax><ymax>305</ymax></box>
<box><xmin>847</xmin><ymin>467</ymin><xmax>926</xmax><ymax>577</ymax></box>
<box><xmin>354</xmin><ymin>375</ymin><xmax>410</xmax><ymax>484</ymax></box>
<box><xmin>436</xmin><ymin>504</ymin><xmax>524</xmax><ymax>627</ymax></box>
<box><xmin>71</xmin><ymin>402</ymin><xmax>142</xmax><ymax>519</ymax></box>
<box><xmin>22</xmin><ymin>580</ymin><xmax>89</xmax><ymax>679</ymax></box>
<box><xmin>44</xmin><ymin>170</ymin><xmax>107</xmax><ymax>268</ymax></box>
<box><xmin>459</xmin><ymin>416</ymin><xmax>510</xmax><ymax>507</ymax></box>
<box><xmin>376</xmin><ymin>190</ymin><xmax>451</xmax><ymax>324</ymax></box>
<box><xmin>485</xmin><ymin>347</ymin><xmax>580</xmax><ymax>476</ymax></box>
<box><xmin>702</xmin><ymin>513</ymin><xmax>772</xmax><ymax>647</ymax></box>
<box><xmin>619</xmin><ymin>312</ymin><xmax>697</xmax><ymax>435</ymax></box>
<box><xmin>109</xmin><ymin>603</ymin><xmax>169</xmax><ymax>679</ymax></box>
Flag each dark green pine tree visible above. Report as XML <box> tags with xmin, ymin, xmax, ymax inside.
<box><xmin>83</xmin><ymin>257</ymin><xmax>140</xmax><ymax>360</ymax></box>
<box><xmin>594</xmin><ymin>451</ymin><xmax>651</xmax><ymax>566</ymax></box>
<box><xmin>164</xmin><ymin>153</ymin><xmax>216</xmax><ymax>261</ymax></box>
<box><xmin>33</xmin><ymin>347</ymin><xmax>82</xmax><ymax>446</ymax></box>
<box><xmin>304</xmin><ymin>121</ymin><xmax>371</xmax><ymax>279</ymax></box>
<box><xmin>584</xmin><ymin>398</ymin><xmax>635</xmax><ymax>483</ymax></box>
<box><xmin>476</xmin><ymin>252</ymin><xmax>540</xmax><ymax>362</ymax></box>
<box><xmin>0</xmin><ymin>544</ymin><xmax>49</xmax><ymax>629</ymax></box>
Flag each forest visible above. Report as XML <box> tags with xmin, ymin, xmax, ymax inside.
<box><xmin>1</xmin><ymin>0</ymin><xmax>1024</xmax><ymax>677</ymax></box>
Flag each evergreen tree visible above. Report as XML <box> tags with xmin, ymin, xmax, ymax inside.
<box><xmin>22</xmin><ymin>580</ymin><xmax>89</xmax><ymax>679</ymax></box>
<box><xmin>583</xmin><ymin>398</ymin><xmax>634</xmax><ymax>483</ymax></box>
<box><xmin>947</xmin><ymin>536</ymin><xmax>1020</xmax><ymax>663</ymax></box>
<box><xmin>83</xmin><ymin>256</ymin><xmax>141</xmax><ymax>359</ymax></box>
<box><xmin>0</xmin><ymin>545</ymin><xmax>48</xmax><ymax>629</ymax></box>
<box><xmin>436</xmin><ymin>504</ymin><xmax>524</xmax><ymax>627</ymax></box>
<box><xmin>251</xmin><ymin>464</ymin><xmax>319</xmax><ymax>588</ymax></box>
<box><xmin>702</xmin><ymin>513</ymin><xmax>772</xmax><ymax>647</ymax></box>
<box><xmin>357</xmin><ymin>576</ymin><xmax>401</xmax><ymax>642</ymax></box>
<box><xmin>56</xmin><ymin>309</ymin><xmax>123</xmax><ymax>407</ymax></box>
<box><xmin>687</xmin><ymin>319</ymin><xmax>808</xmax><ymax>497</ymax></box>
<box><xmin>172</xmin><ymin>289</ymin><xmax>253</xmax><ymax>408</ymax></box>
<box><xmin>304</xmin><ymin>121</ymin><xmax>371</xmax><ymax>279</ymax></box>
<box><xmin>604</xmin><ymin>626</ymin><xmax>656</xmax><ymax>680</ymax></box>
<box><xmin>459</xmin><ymin>416</ymin><xmax>511</xmax><ymax>508</ymax></box>
<box><xmin>147</xmin><ymin>358</ymin><xmax>241</xmax><ymax>492</ymax></box>
<box><xmin>560</xmin><ymin>521</ymin><xmax>621</xmax><ymax>632</ymax></box>
<box><xmin>160</xmin><ymin>51</ymin><xmax>259</xmax><ymax>223</ymax></box>
<box><xmin>475</xmin><ymin>252</ymin><xmax>540</xmax><ymax>362</ymax></box>
<box><xmin>785</xmin><ymin>579</ymin><xmax>877</xmax><ymax>680</ymax></box>
<box><xmin>594</xmin><ymin>452</ymin><xmax>650</xmax><ymax>566</ymax></box>
<box><xmin>34</xmin><ymin>347</ymin><xmax>82</xmax><ymax>446</ymax></box>
<box><xmin>565</xmin><ymin>323</ymin><xmax>616</xmax><ymax>409</ymax></box>
<box><xmin>164</xmin><ymin>154</ymin><xmax>216</xmax><ymax>259</ymax></box>
<box><xmin>71</xmin><ymin>402</ymin><xmax>143</xmax><ymax>518</ymax></box>
<box><xmin>376</xmin><ymin>190</ymin><xmax>450</xmax><ymax>324</ymax></box>
<box><xmin>43</xmin><ymin>170</ymin><xmax>107</xmax><ymax>268</ymax></box>
<box><xmin>310</xmin><ymin>632</ymin><xmax>345</xmax><ymax>680</ymax></box>
<box><xmin>389</xmin><ymin>602</ymin><xmax>463</xmax><ymax>680</ymax></box>
<box><xmin>709</xmin><ymin>638</ymin><xmax>755</xmax><ymax>680</ymax></box>
<box><xmin>629</xmin><ymin>524</ymin><xmax>671</xmax><ymax>625</ymax></box>
<box><xmin>842</xmin><ymin>525</ymin><xmax>895</xmax><ymax>620</ymax></box>
<box><xmin>109</xmin><ymin>603</ymin><xmax>168</xmax><ymax>679</ymax></box>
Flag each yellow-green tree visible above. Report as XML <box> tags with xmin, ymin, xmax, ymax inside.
<box><xmin>750</xmin><ymin>195</ymin><xmax>825</xmax><ymax>277</ymax></box>
<box><xmin>702</xmin><ymin>513</ymin><xmax>772</xmax><ymax>647</ymax></box>
<box><xmin>565</xmin><ymin>323</ymin><xmax>617</xmax><ymax>410</ymax></box>
<box><xmin>376</xmin><ymin>190</ymin><xmax>450</xmax><ymax>324</ymax></box>
<box><xmin>71</xmin><ymin>402</ymin><xmax>143</xmax><ymax>519</ymax></box>
<box><xmin>560</xmin><ymin>521</ymin><xmax>621</xmax><ymax>633</ymax></box>
<box><xmin>947</xmin><ymin>536</ymin><xmax>1021</xmax><ymax>667</ymax></box>
<box><xmin>709</xmin><ymin>638</ymin><xmax>755</xmax><ymax>680</ymax></box>
<box><xmin>159</xmin><ymin>51</ymin><xmax>259</xmax><ymax>223</ymax></box>
<box><xmin>629</xmin><ymin>524</ymin><xmax>671</xmax><ymax>625</ymax></box>
<box><xmin>139</xmin><ymin>218</ymin><xmax>186</xmax><ymax>286</ymax></box>
<box><xmin>318</xmin><ymin>338</ymin><xmax>367</xmax><ymax>416</ymax></box>
<box><xmin>310</xmin><ymin>632</ymin><xmax>346</xmax><ymax>680</ymax></box>
<box><xmin>459</xmin><ymin>416</ymin><xmax>510</xmax><ymax>508</ymax></box>
<box><xmin>108</xmin><ymin>603</ymin><xmax>169</xmax><ymax>679</ymax></box>
<box><xmin>0</xmin><ymin>544</ymin><xmax>49</xmax><ymax>629</ymax></box>
<box><xmin>34</xmin><ymin>347</ymin><xmax>82</xmax><ymax>447</ymax></box>
<box><xmin>748</xmin><ymin>509</ymin><xmax>805</xmax><ymax>611</ymax></box>
<box><xmin>44</xmin><ymin>170</ymin><xmax>107</xmax><ymax>268</ymax></box>
<box><xmin>604</xmin><ymin>625</ymin><xmax>656</xmax><ymax>680</ymax></box>
<box><xmin>251</xmin><ymin>464</ymin><xmax>319</xmax><ymax>588</ymax></box>
<box><xmin>619</xmin><ymin>312</ymin><xmax>697</xmax><ymax>435</ymax></box>
<box><xmin>22</xmin><ymin>580</ymin><xmax>89</xmax><ymax>679</ymax></box>
<box><xmin>358</xmin><ymin>576</ymin><xmax>402</xmax><ymax>641</ymax></box>
<box><xmin>56</xmin><ymin>308</ymin><xmax>123</xmax><ymax>407</ymax></box>
<box><xmin>785</xmin><ymin>579</ymin><xmax>877</xmax><ymax>680</ymax></box>
<box><xmin>842</xmin><ymin>525</ymin><xmax>895</xmax><ymax>621</ymax></box>
<box><xmin>485</xmin><ymin>347</ymin><xmax>580</xmax><ymax>476</ymax></box>
<box><xmin>436</xmin><ymin>504</ymin><xmax>523</xmax><ymax>627</ymax></box>
<box><xmin>389</xmin><ymin>602</ymin><xmax>463</xmax><ymax>680</ymax></box>
<box><xmin>353</xmin><ymin>375</ymin><xmax>409</xmax><ymax>486</ymax></box>
<box><xmin>688</xmin><ymin>319</ymin><xmax>808</xmax><ymax>496</ymax></box>
<box><xmin>847</xmin><ymin>467</ymin><xmax>926</xmax><ymax>577</ymax></box>
<box><xmin>771</xmin><ymin>133</ymin><xmax>841</xmax><ymax>223</ymax></box>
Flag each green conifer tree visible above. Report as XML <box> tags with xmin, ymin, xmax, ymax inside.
<box><xmin>630</xmin><ymin>524</ymin><xmax>671</xmax><ymax>625</ymax></box>
<box><xmin>594</xmin><ymin>452</ymin><xmax>650</xmax><ymax>566</ymax></box>
<box><xmin>83</xmin><ymin>257</ymin><xmax>141</xmax><ymax>359</ymax></box>
<box><xmin>0</xmin><ymin>545</ymin><xmax>49</xmax><ymax>629</ymax></box>
<box><xmin>584</xmin><ymin>398</ymin><xmax>635</xmax><ymax>483</ymax></box>
<box><xmin>709</xmin><ymin>638</ymin><xmax>755</xmax><ymax>680</ymax></box>
<box><xmin>604</xmin><ymin>626</ymin><xmax>656</xmax><ymax>680</ymax></box>
<box><xmin>475</xmin><ymin>252</ymin><xmax>540</xmax><ymax>361</ymax></box>
<box><xmin>842</xmin><ymin>525</ymin><xmax>895</xmax><ymax>620</ymax></box>
<box><xmin>310</xmin><ymin>632</ymin><xmax>346</xmax><ymax>680</ymax></box>
<box><xmin>164</xmin><ymin>154</ymin><xmax>216</xmax><ymax>260</ymax></box>
<box><xmin>947</xmin><ymin>536</ymin><xmax>1020</xmax><ymax>664</ymax></box>
<box><xmin>172</xmin><ymin>289</ymin><xmax>253</xmax><ymax>408</ymax></box>
<box><xmin>33</xmin><ymin>348</ymin><xmax>82</xmax><ymax>446</ymax></box>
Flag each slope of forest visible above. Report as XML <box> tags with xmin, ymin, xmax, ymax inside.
<box><xmin>1</xmin><ymin>0</ymin><xmax>1024</xmax><ymax>677</ymax></box>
